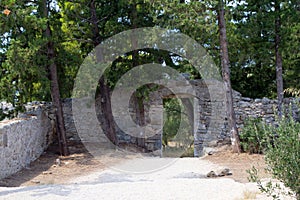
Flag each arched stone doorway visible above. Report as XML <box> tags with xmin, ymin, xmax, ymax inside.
<box><xmin>113</xmin><ymin>79</ymin><xmax>228</xmax><ymax>157</ymax></box>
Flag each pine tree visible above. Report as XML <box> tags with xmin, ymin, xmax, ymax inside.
<box><xmin>218</xmin><ymin>0</ymin><xmax>241</xmax><ymax>153</ymax></box>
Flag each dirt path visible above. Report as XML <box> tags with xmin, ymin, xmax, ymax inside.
<box><xmin>0</xmin><ymin>143</ymin><xmax>296</xmax><ymax>200</ymax></box>
<box><xmin>0</xmin><ymin>156</ymin><xmax>271</xmax><ymax>200</ymax></box>
<box><xmin>0</xmin><ymin>143</ymin><xmax>269</xmax><ymax>187</ymax></box>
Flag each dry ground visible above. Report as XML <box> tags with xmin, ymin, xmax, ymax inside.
<box><xmin>202</xmin><ymin>146</ymin><xmax>271</xmax><ymax>183</ymax></box>
<box><xmin>0</xmin><ymin>141</ymin><xmax>108</xmax><ymax>187</ymax></box>
<box><xmin>0</xmin><ymin>142</ymin><xmax>271</xmax><ymax>187</ymax></box>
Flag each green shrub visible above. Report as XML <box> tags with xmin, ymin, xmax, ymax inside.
<box><xmin>247</xmin><ymin>166</ymin><xmax>287</xmax><ymax>200</ymax></box>
<box><xmin>240</xmin><ymin>117</ymin><xmax>268</xmax><ymax>154</ymax></box>
<box><xmin>243</xmin><ymin>102</ymin><xmax>300</xmax><ymax>199</ymax></box>
<box><xmin>264</xmin><ymin>114</ymin><xmax>300</xmax><ymax>199</ymax></box>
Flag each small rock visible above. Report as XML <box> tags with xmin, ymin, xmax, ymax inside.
<box><xmin>31</xmin><ymin>180</ymin><xmax>40</xmax><ymax>184</ymax></box>
<box><xmin>241</xmin><ymin>97</ymin><xmax>252</xmax><ymax>102</ymax></box>
<box><xmin>206</xmin><ymin>171</ymin><xmax>218</xmax><ymax>178</ymax></box>
<box><xmin>254</xmin><ymin>98</ymin><xmax>262</xmax><ymax>103</ymax></box>
<box><xmin>218</xmin><ymin>168</ymin><xmax>232</xmax><ymax>177</ymax></box>
<box><xmin>262</xmin><ymin>97</ymin><xmax>270</xmax><ymax>105</ymax></box>
<box><xmin>55</xmin><ymin>158</ymin><xmax>61</xmax><ymax>166</ymax></box>
<box><xmin>238</xmin><ymin>101</ymin><xmax>251</xmax><ymax>108</ymax></box>
<box><xmin>42</xmin><ymin>171</ymin><xmax>52</xmax><ymax>175</ymax></box>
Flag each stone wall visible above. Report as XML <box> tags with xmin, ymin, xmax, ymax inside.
<box><xmin>109</xmin><ymin>80</ymin><xmax>300</xmax><ymax>156</ymax></box>
<box><xmin>1</xmin><ymin>79</ymin><xmax>299</xmax><ymax>176</ymax></box>
<box><xmin>233</xmin><ymin>93</ymin><xmax>300</xmax><ymax>127</ymax></box>
<box><xmin>0</xmin><ymin>108</ymin><xmax>53</xmax><ymax>179</ymax></box>
<box><xmin>57</xmin><ymin>81</ymin><xmax>299</xmax><ymax>157</ymax></box>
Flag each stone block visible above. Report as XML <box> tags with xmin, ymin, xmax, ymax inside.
<box><xmin>254</xmin><ymin>98</ymin><xmax>262</xmax><ymax>103</ymax></box>
<box><xmin>262</xmin><ymin>97</ymin><xmax>270</xmax><ymax>105</ymax></box>
<box><xmin>241</xmin><ymin>97</ymin><xmax>252</xmax><ymax>102</ymax></box>
<box><xmin>0</xmin><ymin>131</ymin><xmax>7</xmax><ymax>147</ymax></box>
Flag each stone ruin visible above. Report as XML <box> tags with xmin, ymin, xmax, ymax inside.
<box><xmin>65</xmin><ymin>79</ymin><xmax>300</xmax><ymax>157</ymax></box>
<box><xmin>1</xmin><ymin>78</ymin><xmax>299</xmax><ymax>180</ymax></box>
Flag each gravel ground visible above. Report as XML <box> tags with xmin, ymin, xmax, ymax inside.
<box><xmin>0</xmin><ymin>157</ymin><xmax>292</xmax><ymax>200</ymax></box>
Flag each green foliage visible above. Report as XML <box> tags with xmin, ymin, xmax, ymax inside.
<box><xmin>163</xmin><ymin>98</ymin><xmax>183</xmax><ymax>146</ymax></box>
<box><xmin>229</xmin><ymin>0</ymin><xmax>300</xmax><ymax>98</ymax></box>
<box><xmin>264</xmin><ymin>114</ymin><xmax>300</xmax><ymax>199</ymax></box>
<box><xmin>247</xmin><ymin>165</ymin><xmax>260</xmax><ymax>182</ymax></box>
<box><xmin>180</xmin><ymin>146</ymin><xmax>194</xmax><ymax>158</ymax></box>
<box><xmin>0</xmin><ymin>1</ymin><xmax>49</xmax><ymax>105</ymax></box>
<box><xmin>247</xmin><ymin>166</ymin><xmax>297</xmax><ymax>200</ymax></box>
<box><xmin>1</xmin><ymin>0</ymin><xmax>299</xmax><ymax>105</ymax></box>
<box><xmin>246</xmin><ymin>166</ymin><xmax>283</xmax><ymax>200</ymax></box>
<box><xmin>0</xmin><ymin>0</ymin><xmax>82</xmax><ymax>107</ymax></box>
<box><xmin>245</xmin><ymin>107</ymin><xmax>300</xmax><ymax>199</ymax></box>
<box><xmin>285</xmin><ymin>88</ymin><xmax>300</xmax><ymax>97</ymax></box>
<box><xmin>229</xmin><ymin>0</ymin><xmax>277</xmax><ymax>98</ymax></box>
<box><xmin>240</xmin><ymin>117</ymin><xmax>268</xmax><ymax>154</ymax></box>
<box><xmin>150</xmin><ymin>0</ymin><xmax>220</xmax><ymax>67</ymax></box>
<box><xmin>162</xmin><ymin>98</ymin><xmax>193</xmax><ymax>156</ymax></box>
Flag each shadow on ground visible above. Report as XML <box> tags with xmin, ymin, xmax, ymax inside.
<box><xmin>0</xmin><ymin>140</ymin><xmax>92</xmax><ymax>187</ymax></box>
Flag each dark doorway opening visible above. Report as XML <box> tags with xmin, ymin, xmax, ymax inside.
<box><xmin>162</xmin><ymin>97</ymin><xmax>194</xmax><ymax>157</ymax></box>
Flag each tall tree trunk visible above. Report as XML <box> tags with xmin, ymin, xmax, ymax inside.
<box><xmin>90</xmin><ymin>0</ymin><xmax>118</xmax><ymax>145</ymax></box>
<box><xmin>275</xmin><ymin>0</ymin><xmax>284</xmax><ymax>118</ymax></box>
<box><xmin>130</xmin><ymin>0</ymin><xmax>145</xmax><ymax>148</ymax></box>
<box><xmin>43</xmin><ymin>0</ymin><xmax>69</xmax><ymax>156</ymax></box>
<box><xmin>218</xmin><ymin>0</ymin><xmax>241</xmax><ymax>153</ymax></box>
<box><xmin>133</xmin><ymin>94</ymin><xmax>146</xmax><ymax>148</ymax></box>
<box><xmin>98</xmin><ymin>77</ymin><xmax>118</xmax><ymax>145</ymax></box>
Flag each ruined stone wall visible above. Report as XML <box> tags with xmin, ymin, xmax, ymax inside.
<box><xmin>233</xmin><ymin>93</ymin><xmax>300</xmax><ymax>127</ymax></box>
<box><xmin>1</xmin><ymin>81</ymin><xmax>299</xmax><ymax>176</ymax></box>
<box><xmin>58</xmin><ymin>82</ymin><xmax>299</xmax><ymax>156</ymax></box>
<box><xmin>127</xmin><ymin>80</ymin><xmax>300</xmax><ymax>156</ymax></box>
<box><xmin>0</xmin><ymin>108</ymin><xmax>53</xmax><ymax>179</ymax></box>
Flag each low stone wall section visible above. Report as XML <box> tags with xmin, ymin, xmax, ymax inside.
<box><xmin>0</xmin><ymin>109</ymin><xmax>53</xmax><ymax>179</ymax></box>
<box><xmin>233</xmin><ymin>93</ymin><xmax>300</xmax><ymax>127</ymax></box>
<box><xmin>38</xmin><ymin>87</ymin><xmax>300</xmax><ymax>155</ymax></box>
